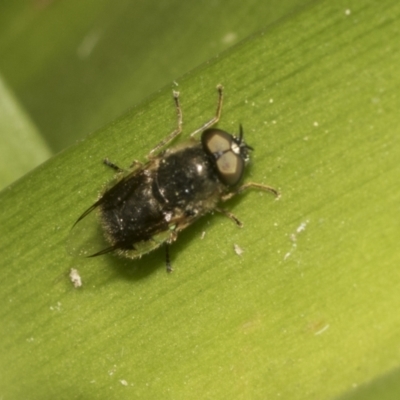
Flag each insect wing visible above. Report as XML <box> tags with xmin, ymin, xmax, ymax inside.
<box><xmin>66</xmin><ymin>168</ymin><xmax>145</xmax><ymax>258</ymax></box>
<box><xmin>66</xmin><ymin>205</ymin><xmax>111</xmax><ymax>258</ymax></box>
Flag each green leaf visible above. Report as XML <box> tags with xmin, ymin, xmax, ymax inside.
<box><xmin>1</xmin><ymin>0</ymin><xmax>400</xmax><ymax>399</ymax></box>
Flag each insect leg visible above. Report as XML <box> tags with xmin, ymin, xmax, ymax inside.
<box><xmin>215</xmin><ymin>207</ymin><xmax>243</xmax><ymax>227</ymax></box>
<box><xmin>149</xmin><ymin>90</ymin><xmax>183</xmax><ymax>157</ymax></box>
<box><xmin>221</xmin><ymin>182</ymin><xmax>280</xmax><ymax>202</ymax></box>
<box><xmin>103</xmin><ymin>158</ymin><xmax>124</xmax><ymax>173</ymax></box>
<box><xmin>190</xmin><ymin>84</ymin><xmax>223</xmax><ymax>137</ymax></box>
<box><xmin>165</xmin><ymin>243</ymin><xmax>173</xmax><ymax>273</ymax></box>
<box><xmin>129</xmin><ymin>159</ymin><xmax>144</xmax><ymax>169</ymax></box>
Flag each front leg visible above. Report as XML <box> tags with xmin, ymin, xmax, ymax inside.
<box><xmin>148</xmin><ymin>90</ymin><xmax>183</xmax><ymax>158</ymax></box>
<box><xmin>221</xmin><ymin>182</ymin><xmax>280</xmax><ymax>202</ymax></box>
<box><xmin>190</xmin><ymin>84</ymin><xmax>223</xmax><ymax>137</ymax></box>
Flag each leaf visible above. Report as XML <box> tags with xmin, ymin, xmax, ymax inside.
<box><xmin>1</xmin><ymin>0</ymin><xmax>400</xmax><ymax>399</ymax></box>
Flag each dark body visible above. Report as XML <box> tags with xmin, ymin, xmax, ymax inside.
<box><xmin>70</xmin><ymin>86</ymin><xmax>278</xmax><ymax>269</ymax></box>
<box><xmin>98</xmin><ymin>142</ymin><xmax>224</xmax><ymax>256</ymax></box>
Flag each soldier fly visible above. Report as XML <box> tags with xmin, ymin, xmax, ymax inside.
<box><xmin>68</xmin><ymin>85</ymin><xmax>278</xmax><ymax>272</ymax></box>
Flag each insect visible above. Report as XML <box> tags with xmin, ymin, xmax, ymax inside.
<box><xmin>69</xmin><ymin>85</ymin><xmax>278</xmax><ymax>272</ymax></box>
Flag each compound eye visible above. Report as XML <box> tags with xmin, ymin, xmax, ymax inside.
<box><xmin>216</xmin><ymin>151</ymin><xmax>244</xmax><ymax>186</ymax></box>
<box><xmin>202</xmin><ymin>128</ymin><xmax>231</xmax><ymax>154</ymax></box>
<box><xmin>202</xmin><ymin>128</ymin><xmax>245</xmax><ymax>186</ymax></box>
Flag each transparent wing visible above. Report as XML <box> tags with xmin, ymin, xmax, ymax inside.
<box><xmin>66</xmin><ymin>205</ymin><xmax>113</xmax><ymax>258</ymax></box>
<box><xmin>66</xmin><ymin>203</ymin><xmax>174</xmax><ymax>260</ymax></box>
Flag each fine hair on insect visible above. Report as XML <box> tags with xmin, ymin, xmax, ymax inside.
<box><xmin>68</xmin><ymin>85</ymin><xmax>279</xmax><ymax>272</ymax></box>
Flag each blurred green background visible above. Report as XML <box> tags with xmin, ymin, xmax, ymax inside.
<box><xmin>0</xmin><ymin>0</ymin><xmax>308</xmax><ymax>153</ymax></box>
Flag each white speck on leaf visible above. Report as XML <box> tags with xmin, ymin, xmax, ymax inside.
<box><xmin>234</xmin><ymin>244</ymin><xmax>244</xmax><ymax>256</ymax></box>
<box><xmin>69</xmin><ymin>268</ymin><xmax>82</xmax><ymax>288</ymax></box>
